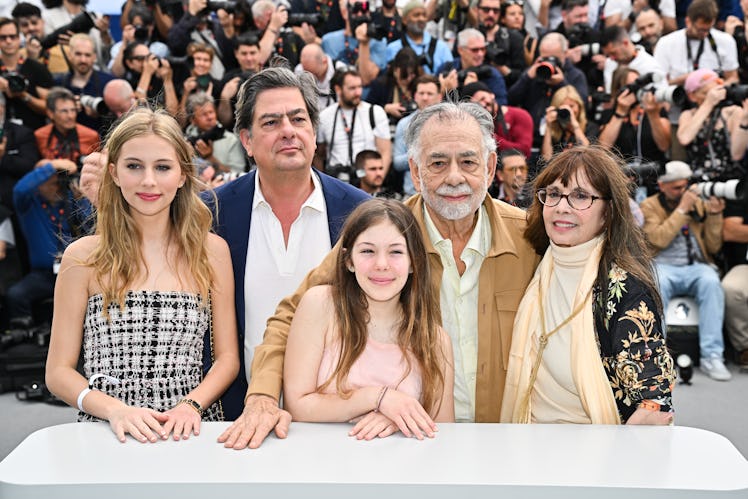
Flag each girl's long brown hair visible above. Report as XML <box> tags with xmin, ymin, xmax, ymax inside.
<box><xmin>319</xmin><ymin>199</ymin><xmax>447</xmax><ymax>416</ymax></box>
<box><xmin>88</xmin><ymin>108</ymin><xmax>214</xmax><ymax>312</ymax></box>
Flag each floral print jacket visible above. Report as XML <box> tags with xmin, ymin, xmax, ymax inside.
<box><xmin>593</xmin><ymin>264</ymin><xmax>676</xmax><ymax>423</ymax></box>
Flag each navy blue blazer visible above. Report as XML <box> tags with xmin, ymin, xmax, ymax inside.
<box><xmin>204</xmin><ymin>169</ymin><xmax>369</xmax><ymax>420</ymax></box>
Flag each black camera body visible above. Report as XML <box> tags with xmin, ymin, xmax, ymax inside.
<box><xmin>402</xmin><ymin>100</ymin><xmax>418</xmax><ymax>114</ymax></box>
<box><xmin>723</xmin><ymin>83</ymin><xmax>748</xmax><ymax>106</ymax></box>
<box><xmin>485</xmin><ymin>28</ymin><xmax>511</xmax><ymax>67</ymax></box>
<box><xmin>556</xmin><ymin>108</ymin><xmax>571</xmax><ymax>128</ymax></box>
<box><xmin>205</xmin><ymin>1</ymin><xmax>236</xmax><ymax>13</ymax></box>
<box><xmin>567</xmin><ymin>22</ymin><xmax>600</xmax><ymax>55</ymax></box>
<box><xmin>2</xmin><ymin>72</ymin><xmax>29</xmax><ymax>93</ymax></box>
<box><xmin>535</xmin><ymin>56</ymin><xmax>561</xmax><ymax>80</ymax></box>
<box><xmin>133</xmin><ymin>24</ymin><xmax>150</xmax><ymax>43</ymax></box>
<box><xmin>188</xmin><ymin>125</ymin><xmax>226</xmax><ymax>145</ymax></box>
<box><xmin>457</xmin><ymin>65</ymin><xmax>494</xmax><ymax>86</ymax></box>
<box><xmin>288</xmin><ymin>13</ymin><xmax>321</xmax><ymax>26</ymax></box>
<box><xmin>348</xmin><ymin>1</ymin><xmax>386</xmax><ymax>39</ymax></box>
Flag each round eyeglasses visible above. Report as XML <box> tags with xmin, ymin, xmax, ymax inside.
<box><xmin>537</xmin><ymin>188</ymin><xmax>609</xmax><ymax>210</ymax></box>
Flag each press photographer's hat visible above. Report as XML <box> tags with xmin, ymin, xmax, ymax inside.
<box><xmin>402</xmin><ymin>0</ymin><xmax>425</xmax><ymax>18</ymax></box>
<box><xmin>658</xmin><ymin>161</ymin><xmax>693</xmax><ymax>182</ymax></box>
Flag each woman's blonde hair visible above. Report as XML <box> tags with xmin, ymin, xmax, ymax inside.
<box><xmin>549</xmin><ymin>85</ymin><xmax>587</xmax><ymax>142</ymax></box>
<box><xmin>319</xmin><ymin>199</ymin><xmax>447</xmax><ymax>416</ymax></box>
<box><xmin>89</xmin><ymin>108</ymin><xmax>214</xmax><ymax>312</ymax></box>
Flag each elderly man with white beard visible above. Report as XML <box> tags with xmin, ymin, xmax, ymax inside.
<box><xmin>220</xmin><ymin>101</ymin><xmax>540</xmax><ymax>448</ymax></box>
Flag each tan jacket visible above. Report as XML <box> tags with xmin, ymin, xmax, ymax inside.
<box><xmin>248</xmin><ymin>194</ymin><xmax>540</xmax><ymax>422</ymax></box>
<box><xmin>640</xmin><ymin>194</ymin><xmax>723</xmax><ymax>264</ymax></box>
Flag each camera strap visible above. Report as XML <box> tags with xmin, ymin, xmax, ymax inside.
<box><xmin>495</xmin><ymin>105</ymin><xmax>509</xmax><ymax>136</ymax></box>
<box><xmin>330</xmin><ymin>105</ymin><xmax>358</xmax><ymax>166</ymax></box>
<box><xmin>686</xmin><ymin>36</ymin><xmax>705</xmax><ymax>71</ymax></box>
<box><xmin>400</xmin><ymin>33</ymin><xmax>437</xmax><ymax>73</ymax></box>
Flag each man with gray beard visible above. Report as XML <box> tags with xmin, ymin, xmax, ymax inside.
<box><xmin>220</xmin><ymin>101</ymin><xmax>540</xmax><ymax>448</ymax></box>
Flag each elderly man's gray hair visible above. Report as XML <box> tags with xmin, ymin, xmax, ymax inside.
<box><xmin>405</xmin><ymin>101</ymin><xmax>497</xmax><ymax>170</ymax></box>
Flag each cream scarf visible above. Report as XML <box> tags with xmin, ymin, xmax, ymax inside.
<box><xmin>501</xmin><ymin>235</ymin><xmax>621</xmax><ymax>424</ymax></box>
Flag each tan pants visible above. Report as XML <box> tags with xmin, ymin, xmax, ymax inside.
<box><xmin>722</xmin><ymin>265</ymin><xmax>748</xmax><ymax>352</ymax></box>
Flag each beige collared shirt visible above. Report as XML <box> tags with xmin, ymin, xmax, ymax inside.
<box><xmin>423</xmin><ymin>204</ymin><xmax>491</xmax><ymax>422</ymax></box>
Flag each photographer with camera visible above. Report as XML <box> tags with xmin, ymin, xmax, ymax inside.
<box><xmin>315</xmin><ymin>68</ymin><xmax>391</xmax><ymax>181</ymax></box>
<box><xmin>185</xmin><ymin>91</ymin><xmax>247</xmax><ymax>176</ymax></box>
<box><xmin>386</xmin><ymin>0</ymin><xmax>453</xmax><ymax>75</ymax></box>
<box><xmin>7</xmin><ymin>142</ymin><xmax>91</xmax><ymax>328</ymax></box>
<box><xmin>600</xmin><ymin>25</ymin><xmax>665</xmax><ymax>93</ymax></box>
<box><xmin>119</xmin><ymin>0</ymin><xmax>180</xmax><ymax>44</ymax></box>
<box><xmin>488</xmin><ymin>148</ymin><xmax>530</xmax><ymax>207</ymax></box>
<box><xmin>555</xmin><ymin>0</ymin><xmax>605</xmax><ymax>90</ymax></box>
<box><xmin>0</xmin><ymin>17</ymin><xmax>54</xmax><ymax>131</ymax></box>
<box><xmin>167</xmin><ymin>0</ymin><xmax>236</xmax><ymax>80</ymax></box>
<box><xmin>110</xmin><ymin>6</ymin><xmax>170</xmax><ymax>78</ymax></box>
<box><xmin>437</xmin><ymin>28</ymin><xmax>508</xmax><ymax>103</ymax></box>
<box><xmin>641</xmin><ymin>161</ymin><xmax>731</xmax><ymax>381</ymax></box>
<box><xmin>295</xmin><ymin>43</ymin><xmax>337</xmax><ymax>112</ymax></box>
<box><xmin>251</xmin><ymin>0</ymin><xmax>314</xmax><ymax>70</ymax></box>
<box><xmin>482</xmin><ymin>0</ymin><xmax>531</xmax><ymax>88</ymax></box>
<box><xmin>34</xmin><ymin>87</ymin><xmax>98</xmax><ymax>166</ymax></box>
<box><xmin>539</xmin><ymin>84</ymin><xmax>590</xmax><ymax>161</ymax></box>
<box><xmin>177</xmin><ymin>43</ymin><xmax>222</xmax><ymax>127</ymax></box>
<box><xmin>367</xmin><ymin>47</ymin><xmax>422</xmax><ymax>124</ymax></box>
<box><xmin>122</xmin><ymin>42</ymin><xmax>178</xmax><ymax>117</ymax></box>
<box><xmin>507</xmin><ymin>32</ymin><xmax>587</xmax><ymax>162</ymax></box>
<box><xmin>42</xmin><ymin>0</ymin><xmax>113</xmax><ymax>69</ymax></box>
<box><xmin>677</xmin><ymin>68</ymin><xmax>747</xmax><ymax>182</ymax></box>
<box><xmin>321</xmin><ymin>0</ymin><xmax>388</xmax><ymax>86</ymax></box>
<box><xmin>721</xmin><ymin>191</ymin><xmax>748</xmax><ymax>372</ymax></box>
<box><xmin>598</xmin><ymin>67</ymin><xmax>671</xmax><ymax>196</ymax></box>
<box><xmin>55</xmin><ymin>34</ymin><xmax>114</xmax><ymax>136</ymax></box>
<box><xmin>10</xmin><ymin>2</ymin><xmax>69</xmax><ymax>75</ymax></box>
<box><xmin>654</xmin><ymin>0</ymin><xmax>738</xmax><ymax>88</ymax></box>
<box><xmin>634</xmin><ymin>8</ymin><xmax>667</xmax><ymax>55</ymax></box>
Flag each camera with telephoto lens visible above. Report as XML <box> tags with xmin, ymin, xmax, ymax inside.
<box><xmin>79</xmin><ymin>94</ymin><xmax>109</xmax><ymax>115</ymax></box>
<box><xmin>288</xmin><ymin>13</ymin><xmax>321</xmax><ymax>26</ymax></box>
<box><xmin>722</xmin><ymin>84</ymin><xmax>748</xmax><ymax>106</ymax></box>
<box><xmin>1</xmin><ymin>71</ymin><xmax>28</xmax><ymax>93</ymax></box>
<box><xmin>567</xmin><ymin>22</ymin><xmax>601</xmax><ymax>57</ymax></box>
<box><xmin>40</xmin><ymin>11</ymin><xmax>95</xmax><ymax>50</ymax></box>
<box><xmin>693</xmin><ymin>179</ymin><xmax>745</xmax><ymax>200</ymax></box>
<box><xmin>623</xmin><ymin>72</ymin><xmax>687</xmax><ymax>107</ymax></box>
<box><xmin>535</xmin><ymin>56</ymin><xmax>560</xmax><ymax>81</ymax></box>
<box><xmin>188</xmin><ymin>125</ymin><xmax>226</xmax><ymax>146</ymax></box>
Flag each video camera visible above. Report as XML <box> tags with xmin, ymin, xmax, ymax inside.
<box><xmin>188</xmin><ymin>125</ymin><xmax>226</xmax><ymax>146</ymax></box>
<box><xmin>567</xmin><ymin>23</ymin><xmax>601</xmax><ymax>57</ymax></box>
<box><xmin>623</xmin><ymin>72</ymin><xmax>686</xmax><ymax>107</ymax></box>
<box><xmin>1</xmin><ymin>71</ymin><xmax>28</xmax><ymax>93</ymax></box>
<box><xmin>693</xmin><ymin>179</ymin><xmax>745</xmax><ymax>201</ymax></box>
<box><xmin>348</xmin><ymin>1</ymin><xmax>388</xmax><ymax>40</ymax></box>
<box><xmin>41</xmin><ymin>11</ymin><xmax>95</xmax><ymax>50</ymax></box>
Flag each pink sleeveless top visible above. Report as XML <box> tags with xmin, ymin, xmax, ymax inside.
<box><xmin>317</xmin><ymin>337</ymin><xmax>422</xmax><ymax>400</ymax></box>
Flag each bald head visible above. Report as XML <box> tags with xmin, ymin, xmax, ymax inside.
<box><xmin>300</xmin><ymin>43</ymin><xmax>328</xmax><ymax>79</ymax></box>
<box><xmin>539</xmin><ymin>32</ymin><xmax>568</xmax><ymax>62</ymax></box>
<box><xmin>103</xmin><ymin>79</ymin><xmax>136</xmax><ymax>117</ymax></box>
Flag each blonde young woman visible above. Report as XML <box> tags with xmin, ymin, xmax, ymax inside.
<box><xmin>46</xmin><ymin>109</ymin><xmax>239</xmax><ymax>443</ymax></box>
<box><xmin>540</xmin><ymin>85</ymin><xmax>590</xmax><ymax>162</ymax></box>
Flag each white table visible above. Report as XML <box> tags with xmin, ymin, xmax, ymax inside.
<box><xmin>1</xmin><ymin>422</ymin><xmax>747</xmax><ymax>498</ymax></box>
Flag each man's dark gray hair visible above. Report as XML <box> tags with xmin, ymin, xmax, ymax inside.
<box><xmin>405</xmin><ymin>101</ymin><xmax>496</xmax><ymax>169</ymax></box>
<box><xmin>46</xmin><ymin>86</ymin><xmax>75</xmax><ymax>112</ymax></box>
<box><xmin>186</xmin><ymin>91</ymin><xmax>215</xmax><ymax>118</ymax></box>
<box><xmin>234</xmin><ymin>65</ymin><xmax>320</xmax><ymax>136</ymax></box>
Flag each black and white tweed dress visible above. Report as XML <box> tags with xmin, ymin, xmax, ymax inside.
<box><xmin>78</xmin><ymin>291</ymin><xmax>222</xmax><ymax>422</ymax></box>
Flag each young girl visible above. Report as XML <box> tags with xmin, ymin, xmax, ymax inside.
<box><xmin>46</xmin><ymin>108</ymin><xmax>239</xmax><ymax>443</ymax></box>
<box><xmin>283</xmin><ymin>199</ymin><xmax>455</xmax><ymax>440</ymax></box>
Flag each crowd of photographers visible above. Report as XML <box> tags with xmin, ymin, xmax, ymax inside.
<box><xmin>0</xmin><ymin>0</ymin><xmax>747</xmax><ymax>373</ymax></box>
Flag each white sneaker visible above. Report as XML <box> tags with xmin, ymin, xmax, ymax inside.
<box><xmin>700</xmin><ymin>357</ymin><xmax>732</xmax><ymax>381</ymax></box>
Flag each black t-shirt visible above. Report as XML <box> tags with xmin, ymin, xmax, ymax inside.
<box><xmin>723</xmin><ymin>197</ymin><xmax>748</xmax><ymax>271</ymax></box>
<box><xmin>6</xmin><ymin>59</ymin><xmax>54</xmax><ymax>130</ymax></box>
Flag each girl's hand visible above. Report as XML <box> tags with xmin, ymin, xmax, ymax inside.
<box><xmin>163</xmin><ymin>402</ymin><xmax>202</xmax><ymax>440</ymax></box>
<box><xmin>349</xmin><ymin>411</ymin><xmax>398</xmax><ymax>440</ymax></box>
<box><xmin>544</xmin><ymin>106</ymin><xmax>557</xmax><ymax>124</ymax></box>
<box><xmin>108</xmin><ymin>406</ymin><xmax>169</xmax><ymax>443</ymax></box>
<box><xmin>377</xmin><ymin>388</ymin><xmax>437</xmax><ymax>440</ymax></box>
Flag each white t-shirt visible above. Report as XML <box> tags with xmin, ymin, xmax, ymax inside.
<box><xmin>318</xmin><ymin>102</ymin><xmax>390</xmax><ymax>167</ymax></box>
<box><xmin>654</xmin><ymin>28</ymin><xmax>739</xmax><ymax>82</ymax></box>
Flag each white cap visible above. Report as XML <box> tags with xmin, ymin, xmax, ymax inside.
<box><xmin>658</xmin><ymin>161</ymin><xmax>693</xmax><ymax>183</ymax></box>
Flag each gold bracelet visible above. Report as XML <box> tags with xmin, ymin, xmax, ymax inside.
<box><xmin>178</xmin><ymin>398</ymin><xmax>203</xmax><ymax>416</ymax></box>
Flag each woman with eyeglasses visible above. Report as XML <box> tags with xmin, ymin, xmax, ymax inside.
<box><xmin>501</xmin><ymin>145</ymin><xmax>675</xmax><ymax>426</ymax></box>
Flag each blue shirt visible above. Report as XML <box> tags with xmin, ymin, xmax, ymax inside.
<box><xmin>386</xmin><ymin>32</ymin><xmax>453</xmax><ymax>75</ymax></box>
<box><xmin>321</xmin><ymin>30</ymin><xmax>388</xmax><ymax>70</ymax></box>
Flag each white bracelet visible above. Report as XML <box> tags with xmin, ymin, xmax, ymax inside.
<box><xmin>77</xmin><ymin>388</ymin><xmax>92</xmax><ymax>412</ymax></box>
